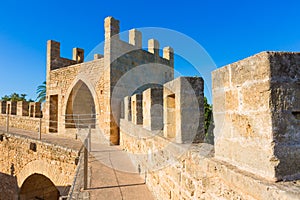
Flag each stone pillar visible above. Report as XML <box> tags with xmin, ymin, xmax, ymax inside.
<box><xmin>212</xmin><ymin>51</ymin><xmax>300</xmax><ymax>181</ymax></box>
<box><xmin>148</xmin><ymin>39</ymin><xmax>159</xmax><ymax>57</ymax></box>
<box><xmin>163</xmin><ymin>77</ymin><xmax>204</xmax><ymax>143</ymax></box>
<box><xmin>163</xmin><ymin>46</ymin><xmax>174</xmax><ymax>67</ymax></box>
<box><xmin>72</xmin><ymin>48</ymin><xmax>84</xmax><ymax>63</ymax></box>
<box><xmin>143</xmin><ymin>88</ymin><xmax>163</xmax><ymax>131</ymax></box>
<box><xmin>124</xmin><ymin>96</ymin><xmax>131</xmax><ymax>121</ymax></box>
<box><xmin>29</xmin><ymin>102</ymin><xmax>42</xmax><ymax>118</ymax></box>
<box><xmin>17</xmin><ymin>101</ymin><xmax>29</xmax><ymax>116</ymax></box>
<box><xmin>47</xmin><ymin>40</ymin><xmax>60</xmax><ymax>71</ymax></box>
<box><xmin>94</xmin><ymin>54</ymin><xmax>104</xmax><ymax>60</ymax></box>
<box><xmin>0</xmin><ymin>101</ymin><xmax>6</xmax><ymax>114</ymax></box>
<box><xmin>131</xmin><ymin>94</ymin><xmax>143</xmax><ymax>125</ymax></box>
<box><xmin>104</xmin><ymin>16</ymin><xmax>120</xmax><ymax>40</ymax></box>
<box><xmin>6</xmin><ymin>101</ymin><xmax>17</xmax><ymax>115</ymax></box>
<box><xmin>129</xmin><ymin>29</ymin><xmax>142</xmax><ymax>49</ymax></box>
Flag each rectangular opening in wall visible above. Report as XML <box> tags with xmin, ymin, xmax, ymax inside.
<box><xmin>1</xmin><ymin>102</ymin><xmax>6</xmax><ymax>114</ymax></box>
<box><xmin>292</xmin><ymin>111</ymin><xmax>300</xmax><ymax>120</ymax></box>
<box><xmin>50</xmin><ymin>95</ymin><xmax>58</xmax><ymax>132</ymax></box>
<box><xmin>166</xmin><ymin>94</ymin><xmax>176</xmax><ymax>138</ymax></box>
<box><xmin>11</xmin><ymin>103</ymin><xmax>17</xmax><ymax>115</ymax></box>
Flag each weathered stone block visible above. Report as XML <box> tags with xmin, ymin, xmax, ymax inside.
<box><xmin>213</xmin><ymin>51</ymin><xmax>300</xmax><ymax>181</ymax></box>
<box><xmin>17</xmin><ymin>101</ymin><xmax>29</xmax><ymax>116</ymax></box>
<box><xmin>29</xmin><ymin>102</ymin><xmax>42</xmax><ymax>118</ymax></box>
<box><xmin>143</xmin><ymin>87</ymin><xmax>163</xmax><ymax>131</ymax></box>
<box><xmin>163</xmin><ymin>77</ymin><xmax>204</xmax><ymax>143</ymax></box>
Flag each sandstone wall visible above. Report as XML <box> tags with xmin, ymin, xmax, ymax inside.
<box><xmin>0</xmin><ymin>133</ymin><xmax>78</xmax><ymax>199</ymax></box>
<box><xmin>0</xmin><ymin>114</ymin><xmax>45</xmax><ymax>133</ymax></box>
<box><xmin>45</xmin><ymin>16</ymin><xmax>174</xmax><ymax>145</ymax></box>
<box><xmin>120</xmin><ymin>119</ymin><xmax>300</xmax><ymax>200</ymax></box>
<box><xmin>212</xmin><ymin>51</ymin><xmax>300</xmax><ymax>181</ymax></box>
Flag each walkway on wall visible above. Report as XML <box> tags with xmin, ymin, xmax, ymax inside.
<box><xmin>87</xmin><ymin>144</ymin><xmax>153</xmax><ymax>200</ymax></box>
<box><xmin>0</xmin><ymin>126</ymin><xmax>154</xmax><ymax>200</ymax></box>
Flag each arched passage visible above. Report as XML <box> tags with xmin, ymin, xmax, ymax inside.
<box><xmin>19</xmin><ymin>173</ymin><xmax>59</xmax><ymax>200</ymax></box>
<box><xmin>65</xmin><ymin>80</ymin><xmax>96</xmax><ymax>128</ymax></box>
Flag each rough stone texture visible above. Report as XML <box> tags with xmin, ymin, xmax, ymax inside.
<box><xmin>120</xmin><ymin>119</ymin><xmax>300</xmax><ymax>200</ymax></box>
<box><xmin>143</xmin><ymin>87</ymin><xmax>163</xmax><ymax>131</ymax></box>
<box><xmin>163</xmin><ymin>77</ymin><xmax>205</xmax><ymax>143</ymax></box>
<box><xmin>0</xmin><ymin>114</ymin><xmax>45</xmax><ymax>133</ymax></box>
<box><xmin>28</xmin><ymin>102</ymin><xmax>42</xmax><ymax>118</ymax></box>
<box><xmin>44</xmin><ymin>16</ymin><xmax>174</xmax><ymax>145</ymax></box>
<box><xmin>0</xmin><ymin>133</ymin><xmax>78</xmax><ymax>199</ymax></box>
<box><xmin>212</xmin><ymin>51</ymin><xmax>300</xmax><ymax>181</ymax></box>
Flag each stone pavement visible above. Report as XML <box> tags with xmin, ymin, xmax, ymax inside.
<box><xmin>0</xmin><ymin>126</ymin><xmax>154</xmax><ymax>200</ymax></box>
<box><xmin>87</xmin><ymin>145</ymin><xmax>153</xmax><ymax>200</ymax></box>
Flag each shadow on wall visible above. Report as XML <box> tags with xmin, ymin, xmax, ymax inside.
<box><xmin>0</xmin><ymin>172</ymin><xmax>18</xmax><ymax>200</ymax></box>
<box><xmin>0</xmin><ymin>172</ymin><xmax>70</xmax><ymax>200</ymax></box>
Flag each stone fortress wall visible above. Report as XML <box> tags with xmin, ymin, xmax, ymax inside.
<box><xmin>0</xmin><ymin>133</ymin><xmax>79</xmax><ymax>199</ymax></box>
<box><xmin>44</xmin><ymin>16</ymin><xmax>174</xmax><ymax>145</ymax></box>
<box><xmin>119</xmin><ymin>51</ymin><xmax>300</xmax><ymax>199</ymax></box>
<box><xmin>0</xmin><ymin>101</ymin><xmax>44</xmax><ymax>133</ymax></box>
<box><xmin>0</xmin><ymin>16</ymin><xmax>299</xmax><ymax>199</ymax></box>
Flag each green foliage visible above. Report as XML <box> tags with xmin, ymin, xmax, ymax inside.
<box><xmin>1</xmin><ymin>93</ymin><xmax>33</xmax><ymax>102</ymax></box>
<box><xmin>36</xmin><ymin>81</ymin><xmax>46</xmax><ymax>103</ymax></box>
<box><xmin>204</xmin><ymin>97</ymin><xmax>214</xmax><ymax>144</ymax></box>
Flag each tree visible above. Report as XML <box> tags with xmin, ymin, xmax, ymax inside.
<box><xmin>204</xmin><ymin>97</ymin><xmax>214</xmax><ymax>144</ymax></box>
<box><xmin>1</xmin><ymin>93</ymin><xmax>33</xmax><ymax>102</ymax></box>
<box><xmin>36</xmin><ymin>81</ymin><xmax>46</xmax><ymax>103</ymax></box>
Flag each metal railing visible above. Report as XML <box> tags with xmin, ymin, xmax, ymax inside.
<box><xmin>64</xmin><ymin>115</ymin><xmax>96</xmax><ymax>199</ymax></box>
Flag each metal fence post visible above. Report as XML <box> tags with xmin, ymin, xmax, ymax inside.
<box><xmin>38</xmin><ymin>118</ymin><xmax>42</xmax><ymax>140</ymax></box>
<box><xmin>6</xmin><ymin>113</ymin><xmax>9</xmax><ymax>133</ymax></box>
<box><xmin>88</xmin><ymin>124</ymin><xmax>91</xmax><ymax>152</ymax></box>
<box><xmin>83</xmin><ymin>136</ymin><xmax>88</xmax><ymax>190</ymax></box>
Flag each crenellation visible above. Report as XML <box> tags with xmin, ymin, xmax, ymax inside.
<box><xmin>6</xmin><ymin>101</ymin><xmax>17</xmax><ymax>115</ymax></box>
<box><xmin>148</xmin><ymin>39</ymin><xmax>160</xmax><ymax>57</ymax></box>
<box><xmin>72</xmin><ymin>47</ymin><xmax>84</xmax><ymax>63</ymax></box>
<box><xmin>213</xmin><ymin>51</ymin><xmax>300</xmax><ymax>181</ymax></box>
<box><xmin>142</xmin><ymin>87</ymin><xmax>163</xmax><ymax>131</ymax></box>
<box><xmin>17</xmin><ymin>101</ymin><xmax>29</xmax><ymax>116</ymax></box>
<box><xmin>94</xmin><ymin>54</ymin><xmax>104</xmax><ymax>60</ymax></box>
<box><xmin>163</xmin><ymin>46</ymin><xmax>174</xmax><ymax>67</ymax></box>
<box><xmin>104</xmin><ymin>16</ymin><xmax>120</xmax><ymax>40</ymax></box>
<box><xmin>163</xmin><ymin>77</ymin><xmax>205</xmax><ymax>143</ymax></box>
<box><xmin>29</xmin><ymin>102</ymin><xmax>42</xmax><ymax>118</ymax></box>
<box><xmin>3</xmin><ymin>15</ymin><xmax>299</xmax><ymax>200</ymax></box>
<box><xmin>129</xmin><ymin>29</ymin><xmax>142</xmax><ymax>48</ymax></box>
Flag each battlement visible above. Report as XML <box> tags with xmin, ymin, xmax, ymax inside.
<box><xmin>0</xmin><ymin>101</ymin><xmax>42</xmax><ymax>118</ymax></box>
<box><xmin>213</xmin><ymin>51</ymin><xmax>300</xmax><ymax>181</ymax></box>
<box><xmin>104</xmin><ymin>16</ymin><xmax>174</xmax><ymax>65</ymax></box>
<box><xmin>122</xmin><ymin>76</ymin><xmax>205</xmax><ymax>144</ymax></box>
<box><xmin>46</xmin><ymin>40</ymin><xmax>84</xmax><ymax>71</ymax></box>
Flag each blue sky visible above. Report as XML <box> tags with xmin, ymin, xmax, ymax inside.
<box><xmin>0</xmin><ymin>0</ymin><xmax>299</xmax><ymax>101</ymax></box>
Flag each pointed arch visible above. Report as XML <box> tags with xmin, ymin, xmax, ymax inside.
<box><xmin>65</xmin><ymin>80</ymin><xmax>96</xmax><ymax>128</ymax></box>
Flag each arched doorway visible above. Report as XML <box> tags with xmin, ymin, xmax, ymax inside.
<box><xmin>65</xmin><ymin>80</ymin><xmax>96</xmax><ymax>128</ymax></box>
<box><xmin>19</xmin><ymin>173</ymin><xmax>59</xmax><ymax>200</ymax></box>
